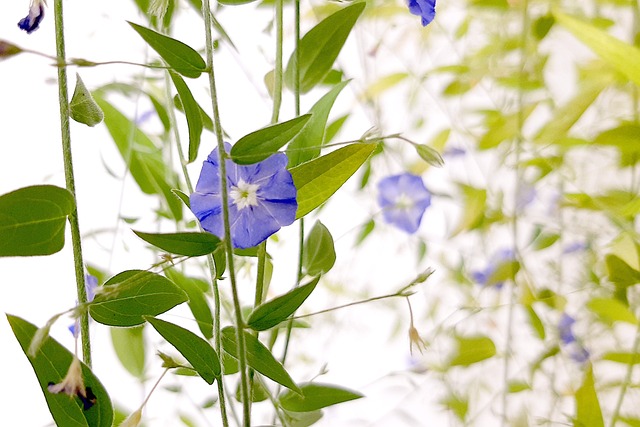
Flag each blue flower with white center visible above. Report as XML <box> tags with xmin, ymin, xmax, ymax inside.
<box><xmin>407</xmin><ymin>0</ymin><xmax>436</xmax><ymax>27</ymax></box>
<box><xmin>18</xmin><ymin>0</ymin><xmax>46</xmax><ymax>34</ymax></box>
<box><xmin>471</xmin><ymin>248</ymin><xmax>516</xmax><ymax>288</ymax></box>
<box><xmin>190</xmin><ymin>143</ymin><xmax>298</xmax><ymax>249</ymax></box>
<box><xmin>377</xmin><ymin>173</ymin><xmax>431</xmax><ymax>234</ymax></box>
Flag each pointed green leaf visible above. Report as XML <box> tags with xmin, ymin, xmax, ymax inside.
<box><xmin>587</xmin><ymin>297</ymin><xmax>638</xmax><ymax>325</ymax></box>
<box><xmin>449</xmin><ymin>336</ymin><xmax>496</xmax><ymax>367</ymax></box>
<box><xmin>247</xmin><ymin>276</ymin><xmax>320</xmax><ymax>331</ymax></box>
<box><xmin>284</xmin><ymin>3</ymin><xmax>365</xmax><ymax>93</ymax></box>
<box><xmin>575</xmin><ymin>364</ymin><xmax>604</xmax><ymax>427</ymax></box>
<box><xmin>287</xmin><ymin>81</ymin><xmax>350</xmax><ymax>167</ymax></box>
<box><xmin>290</xmin><ymin>143</ymin><xmax>377</xmax><ymax>219</ymax></box>
<box><xmin>110</xmin><ymin>325</ymin><xmax>146</xmax><ymax>378</ymax></box>
<box><xmin>303</xmin><ymin>221</ymin><xmax>336</xmax><ymax>276</ymax></box>
<box><xmin>222</xmin><ymin>326</ymin><xmax>300</xmax><ymax>393</ymax></box>
<box><xmin>7</xmin><ymin>315</ymin><xmax>113</xmax><ymax>427</ymax></box>
<box><xmin>70</xmin><ymin>74</ymin><xmax>104</xmax><ymax>127</ymax></box>
<box><xmin>0</xmin><ymin>185</ymin><xmax>74</xmax><ymax>257</ymax></box>
<box><xmin>230</xmin><ymin>114</ymin><xmax>312</xmax><ymax>164</ymax></box>
<box><xmin>133</xmin><ymin>230</ymin><xmax>221</xmax><ymax>256</ymax></box>
<box><xmin>602</xmin><ymin>352</ymin><xmax>640</xmax><ymax>365</ymax></box>
<box><xmin>90</xmin><ymin>270</ymin><xmax>188</xmax><ymax>327</ymax></box>
<box><xmin>128</xmin><ymin>22</ymin><xmax>206</xmax><ymax>78</ymax></box>
<box><xmin>169</xmin><ymin>71</ymin><xmax>203</xmax><ymax>163</ymax></box>
<box><xmin>145</xmin><ymin>316</ymin><xmax>220</xmax><ymax>384</ymax></box>
<box><xmin>165</xmin><ymin>269</ymin><xmax>213</xmax><ymax>339</ymax></box>
<box><xmin>606</xmin><ymin>254</ymin><xmax>640</xmax><ymax>288</ymax></box>
<box><xmin>279</xmin><ymin>383</ymin><xmax>363</xmax><ymax>412</ymax></box>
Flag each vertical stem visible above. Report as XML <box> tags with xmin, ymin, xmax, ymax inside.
<box><xmin>53</xmin><ymin>0</ymin><xmax>91</xmax><ymax>366</ymax></box>
<box><xmin>201</xmin><ymin>1</ymin><xmax>251</xmax><ymax>425</ymax></box>
<box><xmin>270</xmin><ymin>0</ymin><xmax>284</xmax><ymax>124</ymax></box>
<box><xmin>609</xmin><ymin>324</ymin><xmax>640</xmax><ymax>426</ymax></box>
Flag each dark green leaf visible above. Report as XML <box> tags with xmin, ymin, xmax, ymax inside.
<box><xmin>222</xmin><ymin>326</ymin><xmax>300</xmax><ymax>393</ymax></box>
<box><xmin>128</xmin><ymin>22</ymin><xmax>206</xmax><ymax>78</ymax></box>
<box><xmin>165</xmin><ymin>269</ymin><xmax>213</xmax><ymax>339</ymax></box>
<box><xmin>90</xmin><ymin>270</ymin><xmax>188</xmax><ymax>327</ymax></box>
<box><xmin>133</xmin><ymin>230</ymin><xmax>221</xmax><ymax>256</ymax></box>
<box><xmin>172</xmin><ymin>189</ymin><xmax>191</xmax><ymax>208</ymax></box>
<box><xmin>110</xmin><ymin>325</ymin><xmax>146</xmax><ymax>378</ymax></box>
<box><xmin>303</xmin><ymin>221</ymin><xmax>336</xmax><ymax>276</ymax></box>
<box><xmin>575</xmin><ymin>364</ymin><xmax>604</xmax><ymax>427</ymax></box>
<box><xmin>290</xmin><ymin>143</ymin><xmax>378</xmax><ymax>218</ymax></box>
<box><xmin>247</xmin><ymin>276</ymin><xmax>320</xmax><ymax>331</ymax></box>
<box><xmin>230</xmin><ymin>114</ymin><xmax>312</xmax><ymax>164</ymax></box>
<box><xmin>145</xmin><ymin>316</ymin><xmax>220</xmax><ymax>384</ymax></box>
<box><xmin>279</xmin><ymin>382</ymin><xmax>363</xmax><ymax>412</ymax></box>
<box><xmin>169</xmin><ymin>71</ymin><xmax>203</xmax><ymax>163</ymax></box>
<box><xmin>70</xmin><ymin>74</ymin><xmax>104</xmax><ymax>127</ymax></box>
<box><xmin>7</xmin><ymin>315</ymin><xmax>113</xmax><ymax>427</ymax></box>
<box><xmin>449</xmin><ymin>336</ymin><xmax>496</xmax><ymax>367</ymax></box>
<box><xmin>284</xmin><ymin>3</ymin><xmax>365</xmax><ymax>93</ymax></box>
<box><xmin>0</xmin><ymin>185</ymin><xmax>74</xmax><ymax>257</ymax></box>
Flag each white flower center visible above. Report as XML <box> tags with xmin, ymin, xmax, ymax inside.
<box><xmin>395</xmin><ymin>192</ymin><xmax>415</xmax><ymax>210</ymax></box>
<box><xmin>230</xmin><ymin>179</ymin><xmax>260</xmax><ymax>210</ymax></box>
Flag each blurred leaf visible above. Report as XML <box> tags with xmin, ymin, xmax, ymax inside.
<box><xmin>111</xmin><ymin>325</ymin><xmax>146</xmax><ymax>379</ymax></box>
<box><xmin>508</xmin><ymin>381</ymin><xmax>531</xmax><ymax>393</ymax></box>
<box><xmin>451</xmin><ymin>185</ymin><xmax>486</xmax><ymax>235</ymax></box>
<box><xmin>441</xmin><ymin>393</ymin><xmax>468</xmax><ymax>421</ymax></box>
<box><xmin>90</xmin><ymin>270</ymin><xmax>188</xmax><ymax>327</ymax></box>
<box><xmin>133</xmin><ymin>230</ymin><xmax>221</xmax><ymax>257</ymax></box>
<box><xmin>486</xmin><ymin>260</ymin><xmax>520</xmax><ymax>286</ymax></box>
<box><xmin>415</xmin><ymin>144</ymin><xmax>444</xmax><ymax>167</ymax></box>
<box><xmin>291</xmin><ymin>143</ymin><xmax>378</xmax><ymax>218</ymax></box>
<box><xmin>594</xmin><ymin>125</ymin><xmax>640</xmax><ymax>166</ymax></box>
<box><xmin>284</xmin><ymin>3</ymin><xmax>365</xmax><ymax>93</ymax></box>
<box><xmin>606</xmin><ymin>254</ymin><xmax>640</xmax><ymax>289</ymax></box>
<box><xmin>222</xmin><ymin>326</ymin><xmax>300</xmax><ymax>393</ymax></box>
<box><xmin>575</xmin><ymin>364</ymin><xmax>604</xmax><ymax>427</ymax></box>
<box><xmin>479</xmin><ymin>105</ymin><xmax>536</xmax><ymax>149</ymax></box>
<box><xmin>587</xmin><ymin>297</ymin><xmax>638</xmax><ymax>325</ymax></box>
<box><xmin>231</xmin><ymin>114</ymin><xmax>312</xmax><ymax>164</ymax></box>
<box><xmin>526</xmin><ymin>306</ymin><xmax>546</xmax><ymax>339</ymax></box>
<box><xmin>602</xmin><ymin>352</ymin><xmax>640</xmax><ymax>365</ymax></box>
<box><xmin>283</xmin><ymin>409</ymin><xmax>324</xmax><ymax>427</ymax></box>
<box><xmin>247</xmin><ymin>276</ymin><xmax>320</xmax><ymax>331</ymax></box>
<box><xmin>533</xmin><ymin>14</ymin><xmax>555</xmax><ymax>40</ymax></box>
<box><xmin>146</xmin><ymin>316</ymin><xmax>220</xmax><ymax>384</ymax></box>
<box><xmin>218</xmin><ymin>0</ymin><xmax>258</xmax><ymax>5</ymax></box>
<box><xmin>470</xmin><ymin>0</ymin><xmax>508</xmax><ymax>8</ymax></box>
<box><xmin>70</xmin><ymin>74</ymin><xmax>103</xmax><ymax>127</ymax></box>
<box><xmin>361</xmin><ymin>72</ymin><xmax>408</xmax><ymax>98</ymax></box>
<box><xmin>0</xmin><ymin>185</ymin><xmax>73</xmax><ymax>257</ymax></box>
<box><xmin>165</xmin><ymin>269</ymin><xmax>213</xmax><ymax>339</ymax></box>
<box><xmin>7</xmin><ymin>315</ymin><xmax>113</xmax><ymax>427</ymax></box>
<box><xmin>303</xmin><ymin>221</ymin><xmax>336</xmax><ymax>276</ymax></box>
<box><xmin>324</xmin><ymin>114</ymin><xmax>349</xmax><ymax>144</ymax></box>
<box><xmin>355</xmin><ymin>219</ymin><xmax>375</xmax><ymax>245</ymax></box>
<box><xmin>169</xmin><ymin>71</ymin><xmax>203</xmax><ymax>163</ymax></box>
<box><xmin>128</xmin><ymin>22</ymin><xmax>206</xmax><ymax>78</ymax></box>
<box><xmin>449</xmin><ymin>336</ymin><xmax>496</xmax><ymax>367</ymax></box>
<box><xmin>279</xmin><ymin>383</ymin><xmax>363</xmax><ymax>412</ymax></box>
<box><xmin>531</xmin><ymin>231</ymin><xmax>560</xmax><ymax>250</ymax></box>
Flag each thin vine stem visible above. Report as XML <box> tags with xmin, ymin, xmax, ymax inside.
<box><xmin>53</xmin><ymin>0</ymin><xmax>91</xmax><ymax>367</ymax></box>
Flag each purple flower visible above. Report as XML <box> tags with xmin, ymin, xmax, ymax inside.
<box><xmin>471</xmin><ymin>248</ymin><xmax>516</xmax><ymax>287</ymax></box>
<box><xmin>563</xmin><ymin>241</ymin><xmax>588</xmax><ymax>254</ymax></box>
<box><xmin>190</xmin><ymin>143</ymin><xmax>297</xmax><ymax>249</ymax></box>
<box><xmin>377</xmin><ymin>173</ymin><xmax>431</xmax><ymax>234</ymax></box>
<box><xmin>18</xmin><ymin>0</ymin><xmax>46</xmax><ymax>34</ymax></box>
<box><xmin>558</xmin><ymin>313</ymin><xmax>589</xmax><ymax>363</ymax></box>
<box><xmin>407</xmin><ymin>0</ymin><xmax>436</xmax><ymax>27</ymax></box>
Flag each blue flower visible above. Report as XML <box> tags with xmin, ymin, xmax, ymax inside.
<box><xmin>471</xmin><ymin>248</ymin><xmax>516</xmax><ymax>287</ymax></box>
<box><xmin>69</xmin><ymin>274</ymin><xmax>98</xmax><ymax>337</ymax></box>
<box><xmin>18</xmin><ymin>0</ymin><xmax>46</xmax><ymax>34</ymax></box>
<box><xmin>407</xmin><ymin>0</ymin><xmax>436</xmax><ymax>27</ymax></box>
<box><xmin>377</xmin><ymin>173</ymin><xmax>431</xmax><ymax>234</ymax></box>
<box><xmin>190</xmin><ymin>143</ymin><xmax>298</xmax><ymax>249</ymax></box>
<box><xmin>558</xmin><ymin>313</ymin><xmax>590</xmax><ymax>363</ymax></box>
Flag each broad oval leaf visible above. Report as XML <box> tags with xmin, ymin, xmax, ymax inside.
<box><xmin>128</xmin><ymin>22</ymin><xmax>206</xmax><ymax>78</ymax></box>
<box><xmin>290</xmin><ymin>143</ymin><xmax>378</xmax><ymax>219</ymax></box>
<box><xmin>133</xmin><ymin>230</ymin><xmax>221</xmax><ymax>256</ymax></box>
<box><xmin>230</xmin><ymin>114</ymin><xmax>312</xmax><ymax>165</ymax></box>
<box><xmin>90</xmin><ymin>270</ymin><xmax>188</xmax><ymax>327</ymax></box>
<box><xmin>169</xmin><ymin>71</ymin><xmax>203</xmax><ymax>163</ymax></box>
<box><xmin>0</xmin><ymin>185</ymin><xmax>74</xmax><ymax>257</ymax></box>
<box><xmin>247</xmin><ymin>276</ymin><xmax>320</xmax><ymax>331</ymax></box>
<box><xmin>7</xmin><ymin>315</ymin><xmax>113</xmax><ymax>427</ymax></box>
<box><xmin>449</xmin><ymin>336</ymin><xmax>496</xmax><ymax>367</ymax></box>
<box><xmin>111</xmin><ymin>325</ymin><xmax>146</xmax><ymax>379</ymax></box>
<box><xmin>302</xmin><ymin>221</ymin><xmax>336</xmax><ymax>276</ymax></box>
<box><xmin>222</xmin><ymin>326</ymin><xmax>300</xmax><ymax>393</ymax></box>
<box><xmin>70</xmin><ymin>73</ymin><xmax>104</xmax><ymax>127</ymax></box>
<box><xmin>284</xmin><ymin>3</ymin><xmax>365</xmax><ymax>93</ymax></box>
<box><xmin>145</xmin><ymin>316</ymin><xmax>220</xmax><ymax>384</ymax></box>
<box><xmin>587</xmin><ymin>297</ymin><xmax>638</xmax><ymax>325</ymax></box>
<box><xmin>165</xmin><ymin>269</ymin><xmax>214</xmax><ymax>339</ymax></box>
<box><xmin>279</xmin><ymin>382</ymin><xmax>363</xmax><ymax>412</ymax></box>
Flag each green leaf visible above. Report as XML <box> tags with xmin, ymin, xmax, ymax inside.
<box><xmin>287</xmin><ymin>81</ymin><xmax>350</xmax><ymax>167</ymax></box>
<box><xmin>606</xmin><ymin>254</ymin><xmax>640</xmax><ymax>289</ymax></box>
<box><xmin>279</xmin><ymin>383</ymin><xmax>363</xmax><ymax>412</ymax></box>
<box><xmin>602</xmin><ymin>352</ymin><xmax>640</xmax><ymax>365</ymax></box>
<box><xmin>553</xmin><ymin>10</ymin><xmax>640</xmax><ymax>87</ymax></box>
<box><xmin>526</xmin><ymin>306</ymin><xmax>546</xmax><ymax>340</ymax></box>
<box><xmin>587</xmin><ymin>297</ymin><xmax>638</xmax><ymax>325</ymax></box>
<box><xmin>478</xmin><ymin>105</ymin><xmax>536</xmax><ymax>149</ymax></box>
<box><xmin>128</xmin><ymin>22</ymin><xmax>206</xmax><ymax>78</ymax></box>
<box><xmin>303</xmin><ymin>221</ymin><xmax>336</xmax><ymax>276</ymax></box>
<box><xmin>247</xmin><ymin>276</ymin><xmax>320</xmax><ymax>331</ymax></box>
<box><xmin>0</xmin><ymin>185</ymin><xmax>74</xmax><ymax>257</ymax></box>
<box><xmin>70</xmin><ymin>74</ymin><xmax>104</xmax><ymax>127</ymax></box>
<box><xmin>218</xmin><ymin>0</ymin><xmax>258</xmax><ymax>5</ymax></box>
<box><xmin>574</xmin><ymin>364</ymin><xmax>604</xmax><ymax>427</ymax></box>
<box><xmin>132</xmin><ymin>230</ymin><xmax>221</xmax><ymax>256</ymax></box>
<box><xmin>7</xmin><ymin>315</ymin><xmax>113</xmax><ymax>427</ymax></box>
<box><xmin>284</xmin><ymin>3</ymin><xmax>365</xmax><ymax>93</ymax></box>
<box><xmin>230</xmin><ymin>114</ymin><xmax>312</xmax><ymax>164</ymax></box>
<box><xmin>169</xmin><ymin>71</ymin><xmax>203</xmax><ymax>163</ymax></box>
<box><xmin>449</xmin><ymin>336</ymin><xmax>496</xmax><ymax>367</ymax></box>
<box><xmin>221</xmin><ymin>326</ymin><xmax>300</xmax><ymax>393</ymax></box>
<box><xmin>451</xmin><ymin>185</ymin><xmax>486</xmax><ymax>235</ymax></box>
<box><xmin>90</xmin><ymin>270</ymin><xmax>188</xmax><ymax>327</ymax></box>
<box><xmin>290</xmin><ymin>143</ymin><xmax>378</xmax><ymax>218</ymax></box>
<box><xmin>145</xmin><ymin>316</ymin><xmax>220</xmax><ymax>384</ymax></box>
<box><xmin>172</xmin><ymin>189</ymin><xmax>191</xmax><ymax>208</ymax></box>
<box><xmin>165</xmin><ymin>269</ymin><xmax>214</xmax><ymax>339</ymax></box>
<box><xmin>110</xmin><ymin>325</ymin><xmax>146</xmax><ymax>378</ymax></box>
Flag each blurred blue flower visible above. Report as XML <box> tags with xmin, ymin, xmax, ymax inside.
<box><xmin>69</xmin><ymin>274</ymin><xmax>98</xmax><ymax>337</ymax></box>
<box><xmin>407</xmin><ymin>0</ymin><xmax>436</xmax><ymax>27</ymax></box>
<box><xmin>563</xmin><ymin>241</ymin><xmax>588</xmax><ymax>254</ymax></box>
<box><xmin>471</xmin><ymin>248</ymin><xmax>516</xmax><ymax>288</ymax></box>
<box><xmin>377</xmin><ymin>173</ymin><xmax>431</xmax><ymax>234</ymax></box>
<box><xmin>191</xmin><ymin>143</ymin><xmax>297</xmax><ymax>249</ymax></box>
<box><xmin>18</xmin><ymin>0</ymin><xmax>46</xmax><ymax>34</ymax></box>
<box><xmin>558</xmin><ymin>313</ymin><xmax>590</xmax><ymax>363</ymax></box>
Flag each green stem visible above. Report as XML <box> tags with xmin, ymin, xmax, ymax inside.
<box><xmin>609</xmin><ymin>323</ymin><xmax>640</xmax><ymax>427</ymax></box>
<box><xmin>53</xmin><ymin>0</ymin><xmax>91</xmax><ymax>366</ymax></box>
<box><xmin>201</xmin><ymin>1</ymin><xmax>251</xmax><ymax>425</ymax></box>
<box><xmin>270</xmin><ymin>0</ymin><xmax>284</xmax><ymax>124</ymax></box>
